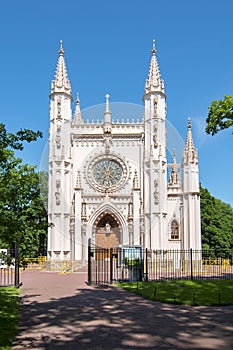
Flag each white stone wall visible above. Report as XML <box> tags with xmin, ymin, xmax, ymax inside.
<box><xmin>47</xmin><ymin>44</ymin><xmax>202</xmax><ymax>261</ymax></box>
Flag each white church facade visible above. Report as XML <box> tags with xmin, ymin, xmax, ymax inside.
<box><xmin>47</xmin><ymin>41</ymin><xmax>201</xmax><ymax>261</ymax></box>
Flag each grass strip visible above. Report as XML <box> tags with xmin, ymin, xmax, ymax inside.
<box><xmin>0</xmin><ymin>287</ymin><xmax>20</xmax><ymax>350</ymax></box>
<box><xmin>118</xmin><ymin>279</ymin><xmax>233</xmax><ymax>306</ymax></box>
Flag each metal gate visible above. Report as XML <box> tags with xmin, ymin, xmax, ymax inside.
<box><xmin>88</xmin><ymin>242</ymin><xmax>144</xmax><ymax>285</ymax></box>
<box><xmin>0</xmin><ymin>244</ymin><xmax>20</xmax><ymax>287</ymax></box>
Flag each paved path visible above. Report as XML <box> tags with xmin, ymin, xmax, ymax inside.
<box><xmin>12</xmin><ymin>270</ymin><xmax>233</xmax><ymax>350</ymax></box>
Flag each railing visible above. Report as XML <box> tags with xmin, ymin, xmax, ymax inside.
<box><xmin>0</xmin><ymin>267</ymin><xmax>15</xmax><ymax>286</ymax></box>
<box><xmin>88</xmin><ymin>246</ymin><xmax>233</xmax><ymax>285</ymax></box>
<box><xmin>0</xmin><ymin>246</ymin><xmax>20</xmax><ymax>287</ymax></box>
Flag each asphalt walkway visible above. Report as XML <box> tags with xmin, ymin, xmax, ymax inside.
<box><xmin>12</xmin><ymin>270</ymin><xmax>233</xmax><ymax>350</ymax></box>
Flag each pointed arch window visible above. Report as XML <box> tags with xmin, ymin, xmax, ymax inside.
<box><xmin>171</xmin><ymin>220</ymin><xmax>179</xmax><ymax>240</ymax></box>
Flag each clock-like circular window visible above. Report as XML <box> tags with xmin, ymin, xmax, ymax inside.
<box><xmin>93</xmin><ymin>159</ymin><xmax>122</xmax><ymax>187</ymax></box>
<box><xmin>86</xmin><ymin>154</ymin><xmax>128</xmax><ymax>192</ymax></box>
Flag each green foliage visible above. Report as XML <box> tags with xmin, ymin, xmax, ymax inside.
<box><xmin>200</xmin><ymin>185</ymin><xmax>233</xmax><ymax>251</ymax></box>
<box><xmin>206</xmin><ymin>94</ymin><xmax>233</xmax><ymax>135</ymax></box>
<box><xmin>0</xmin><ymin>123</ymin><xmax>42</xmax><ymax>163</ymax></box>
<box><xmin>119</xmin><ymin>280</ymin><xmax>233</xmax><ymax>306</ymax></box>
<box><xmin>38</xmin><ymin>170</ymin><xmax>48</xmax><ymax>213</ymax></box>
<box><xmin>0</xmin><ymin>123</ymin><xmax>47</xmax><ymax>257</ymax></box>
<box><xmin>0</xmin><ymin>287</ymin><xmax>20</xmax><ymax>349</ymax></box>
<box><xmin>0</xmin><ymin>250</ymin><xmax>14</xmax><ymax>266</ymax></box>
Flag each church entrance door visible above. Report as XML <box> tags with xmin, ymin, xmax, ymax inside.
<box><xmin>95</xmin><ymin>213</ymin><xmax>120</xmax><ymax>249</ymax></box>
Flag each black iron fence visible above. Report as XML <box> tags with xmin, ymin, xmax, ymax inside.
<box><xmin>88</xmin><ymin>244</ymin><xmax>233</xmax><ymax>285</ymax></box>
<box><xmin>0</xmin><ymin>245</ymin><xmax>20</xmax><ymax>287</ymax></box>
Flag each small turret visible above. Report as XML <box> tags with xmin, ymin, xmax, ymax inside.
<box><xmin>143</xmin><ymin>40</ymin><xmax>168</xmax><ymax>250</ymax></box>
<box><xmin>182</xmin><ymin>118</ymin><xmax>201</xmax><ymax>250</ymax></box>
<box><xmin>183</xmin><ymin>118</ymin><xmax>198</xmax><ymax>165</ymax></box>
<box><xmin>182</xmin><ymin>118</ymin><xmax>199</xmax><ymax>193</ymax></box>
<box><xmin>73</xmin><ymin>93</ymin><xmax>83</xmax><ymax>125</ymax></box>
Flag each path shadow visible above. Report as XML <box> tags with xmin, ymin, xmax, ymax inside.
<box><xmin>12</xmin><ymin>284</ymin><xmax>233</xmax><ymax>350</ymax></box>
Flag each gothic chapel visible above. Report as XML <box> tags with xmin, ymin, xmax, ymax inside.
<box><xmin>47</xmin><ymin>41</ymin><xmax>201</xmax><ymax>261</ymax></box>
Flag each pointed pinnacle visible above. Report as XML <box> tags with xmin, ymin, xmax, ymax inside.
<box><xmin>144</xmin><ymin>40</ymin><xmax>164</xmax><ymax>94</ymax></box>
<box><xmin>74</xmin><ymin>92</ymin><xmax>83</xmax><ymax>124</ymax></box>
<box><xmin>51</xmin><ymin>40</ymin><xmax>72</xmax><ymax>95</ymax></box>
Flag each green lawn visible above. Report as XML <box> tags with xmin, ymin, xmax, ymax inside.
<box><xmin>0</xmin><ymin>287</ymin><xmax>20</xmax><ymax>350</ymax></box>
<box><xmin>118</xmin><ymin>279</ymin><xmax>233</xmax><ymax>306</ymax></box>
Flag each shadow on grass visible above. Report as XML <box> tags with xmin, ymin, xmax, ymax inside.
<box><xmin>123</xmin><ymin>280</ymin><xmax>233</xmax><ymax>306</ymax></box>
<box><xmin>11</xmin><ymin>282</ymin><xmax>233</xmax><ymax>350</ymax></box>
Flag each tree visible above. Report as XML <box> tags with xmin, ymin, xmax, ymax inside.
<box><xmin>200</xmin><ymin>185</ymin><xmax>233</xmax><ymax>252</ymax></box>
<box><xmin>0</xmin><ymin>123</ymin><xmax>47</xmax><ymax>257</ymax></box>
<box><xmin>206</xmin><ymin>94</ymin><xmax>233</xmax><ymax>135</ymax></box>
<box><xmin>38</xmin><ymin>170</ymin><xmax>48</xmax><ymax>213</ymax></box>
<box><xmin>0</xmin><ymin>123</ymin><xmax>42</xmax><ymax>161</ymax></box>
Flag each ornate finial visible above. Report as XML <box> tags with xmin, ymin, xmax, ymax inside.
<box><xmin>105</xmin><ymin>94</ymin><xmax>110</xmax><ymax>110</ymax></box>
<box><xmin>187</xmin><ymin>117</ymin><xmax>192</xmax><ymax>129</ymax></box>
<box><xmin>76</xmin><ymin>92</ymin><xmax>80</xmax><ymax>103</ymax></box>
<box><xmin>103</xmin><ymin>93</ymin><xmax>112</xmax><ymax>141</ymax></box>
<box><xmin>104</xmin><ymin>93</ymin><xmax>111</xmax><ymax>127</ymax></box>
<box><xmin>152</xmin><ymin>39</ymin><xmax>156</xmax><ymax>54</ymax></box>
<box><xmin>59</xmin><ymin>40</ymin><xmax>64</xmax><ymax>55</ymax></box>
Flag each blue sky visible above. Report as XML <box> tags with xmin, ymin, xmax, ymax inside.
<box><xmin>0</xmin><ymin>0</ymin><xmax>232</xmax><ymax>206</ymax></box>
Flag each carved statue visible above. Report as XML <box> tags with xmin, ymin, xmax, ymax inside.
<box><xmin>154</xmin><ymin>191</ymin><xmax>159</xmax><ymax>204</ymax></box>
<box><xmin>154</xmin><ymin>96</ymin><xmax>158</xmax><ymax>117</ymax></box>
<box><xmin>55</xmin><ymin>135</ymin><xmax>61</xmax><ymax>148</ymax></box>
<box><xmin>81</xmin><ymin>222</ymin><xmax>87</xmax><ymax>235</ymax></box>
<box><xmin>105</xmin><ymin>222</ymin><xmax>111</xmax><ymax>234</ymax></box>
<box><xmin>153</xmin><ymin>134</ymin><xmax>158</xmax><ymax>148</ymax></box>
<box><xmin>55</xmin><ymin>191</ymin><xmax>60</xmax><ymax>205</ymax></box>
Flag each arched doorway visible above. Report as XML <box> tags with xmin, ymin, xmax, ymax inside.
<box><xmin>95</xmin><ymin>213</ymin><xmax>121</xmax><ymax>248</ymax></box>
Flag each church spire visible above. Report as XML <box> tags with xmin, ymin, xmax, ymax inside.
<box><xmin>51</xmin><ymin>40</ymin><xmax>72</xmax><ymax>97</ymax></box>
<box><xmin>183</xmin><ymin>118</ymin><xmax>198</xmax><ymax>164</ymax></box>
<box><xmin>73</xmin><ymin>93</ymin><xmax>83</xmax><ymax>124</ymax></box>
<box><xmin>144</xmin><ymin>39</ymin><xmax>164</xmax><ymax>95</ymax></box>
